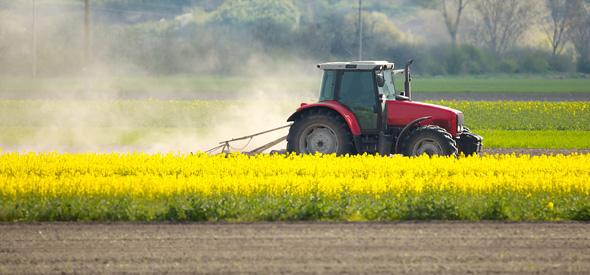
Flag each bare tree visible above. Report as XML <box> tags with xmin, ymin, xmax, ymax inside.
<box><xmin>412</xmin><ymin>0</ymin><xmax>470</xmax><ymax>47</ymax></box>
<box><xmin>542</xmin><ymin>0</ymin><xmax>576</xmax><ymax>57</ymax></box>
<box><xmin>471</xmin><ymin>0</ymin><xmax>538</xmax><ymax>56</ymax></box>
<box><xmin>567</xmin><ymin>0</ymin><xmax>590</xmax><ymax>72</ymax></box>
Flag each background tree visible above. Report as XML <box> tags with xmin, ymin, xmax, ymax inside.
<box><xmin>211</xmin><ymin>0</ymin><xmax>299</xmax><ymax>27</ymax></box>
<box><xmin>567</xmin><ymin>0</ymin><xmax>590</xmax><ymax>72</ymax></box>
<box><xmin>471</xmin><ymin>0</ymin><xmax>537</xmax><ymax>56</ymax></box>
<box><xmin>411</xmin><ymin>0</ymin><xmax>470</xmax><ymax>47</ymax></box>
<box><xmin>542</xmin><ymin>0</ymin><xmax>576</xmax><ymax>57</ymax></box>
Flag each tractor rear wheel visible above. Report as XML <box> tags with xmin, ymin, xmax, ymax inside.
<box><xmin>287</xmin><ymin>109</ymin><xmax>355</xmax><ymax>155</ymax></box>
<box><xmin>402</xmin><ymin>125</ymin><xmax>457</xmax><ymax>157</ymax></box>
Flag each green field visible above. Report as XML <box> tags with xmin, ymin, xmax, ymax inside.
<box><xmin>0</xmin><ymin>76</ymin><xmax>321</xmax><ymax>94</ymax></box>
<box><xmin>414</xmin><ymin>76</ymin><xmax>590</xmax><ymax>93</ymax></box>
<box><xmin>0</xmin><ymin>99</ymin><xmax>588</xmax><ymax>149</ymax></box>
<box><xmin>476</xmin><ymin>130</ymin><xmax>590</xmax><ymax>149</ymax></box>
<box><xmin>2</xmin><ymin>75</ymin><xmax>590</xmax><ymax>94</ymax></box>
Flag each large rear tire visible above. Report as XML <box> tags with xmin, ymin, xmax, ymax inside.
<box><xmin>287</xmin><ymin>109</ymin><xmax>355</xmax><ymax>155</ymax></box>
<box><xmin>402</xmin><ymin>125</ymin><xmax>457</xmax><ymax>157</ymax></box>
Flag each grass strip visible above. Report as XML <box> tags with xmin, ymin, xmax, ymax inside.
<box><xmin>2</xmin><ymin>192</ymin><xmax>589</xmax><ymax>222</ymax></box>
<box><xmin>414</xmin><ymin>77</ymin><xmax>590</xmax><ymax>93</ymax></box>
<box><xmin>2</xmin><ymin>127</ymin><xmax>589</xmax><ymax>149</ymax></box>
<box><xmin>475</xmin><ymin>130</ymin><xmax>590</xmax><ymax>149</ymax></box>
<box><xmin>0</xmin><ymin>76</ymin><xmax>321</xmax><ymax>93</ymax></box>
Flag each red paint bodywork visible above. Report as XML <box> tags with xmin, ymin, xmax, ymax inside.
<box><xmin>387</xmin><ymin>100</ymin><xmax>461</xmax><ymax>136</ymax></box>
<box><xmin>287</xmin><ymin>101</ymin><xmax>362</xmax><ymax>135</ymax></box>
<box><xmin>288</xmin><ymin>100</ymin><xmax>461</xmax><ymax>137</ymax></box>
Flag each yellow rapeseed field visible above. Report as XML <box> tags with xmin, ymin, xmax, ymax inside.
<box><xmin>2</xmin><ymin>151</ymin><xmax>589</xmax><ymax>199</ymax></box>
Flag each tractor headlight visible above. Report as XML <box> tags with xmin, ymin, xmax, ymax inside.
<box><xmin>456</xmin><ymin>113</ymin><xmax>465</xmax><ymax>133</ymax></box>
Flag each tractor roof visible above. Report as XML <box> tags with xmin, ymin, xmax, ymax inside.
<box><xmin>317</xmin><ymin>61</ymin><xmax>394</xmax><ymax>71</ymax></box>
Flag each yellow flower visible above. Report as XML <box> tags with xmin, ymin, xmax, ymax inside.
<box><xmin>1</xmin><ymin>152</ymin><xmax>589</xmax><ymax>200</ymax></box>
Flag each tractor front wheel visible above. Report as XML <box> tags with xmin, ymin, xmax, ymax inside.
<box><xmin>287</xmin><ymin>109</ymin><xmax>355</xmax><ymax>155</ymax></box>
<box><xmin>402</xmin><ymin>125</ymin><xmax>457</xmax><ymax>157</ymax></box>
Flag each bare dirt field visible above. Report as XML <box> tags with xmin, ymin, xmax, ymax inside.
<box><xmin>1</xmin><ymin>222</ymin><xmax>590</xmax><ymax>274</ymax></box>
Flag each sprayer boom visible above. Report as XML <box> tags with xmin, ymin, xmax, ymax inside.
<box><xmin>204</xmin><ymin>124</ymin><xmax>291</xmax><ymax>155</ymax></box>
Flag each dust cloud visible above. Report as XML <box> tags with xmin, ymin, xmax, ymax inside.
<box><xmin>0</xmin><ymin>81</ymin><xmax>319</xmax><ymax>155</ymax></box>
<box><xmin>0</xmin><ymin>2</ymin><xmax>321</xmax><ymax>155</ymax></box>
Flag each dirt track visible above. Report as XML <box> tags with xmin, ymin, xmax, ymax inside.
<box><xmin>1</xmin><ymin>222</ymin><xmax>590</xmax><ymax>274</ymax></box>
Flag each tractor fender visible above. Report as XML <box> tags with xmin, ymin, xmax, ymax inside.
<box><xmin>287</xmin><ymin>101</ymin><xmax>362</xmax><ymax>135</ymax></box>
<box><xmin>393</xmin><ymin>116</ymin><xmax>432</xmax><ymax>154</ymax></box>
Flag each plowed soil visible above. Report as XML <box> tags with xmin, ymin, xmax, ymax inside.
<box><xmin>1</xmin><ymin>222</ymin><xmax>590</xmax><ymax>274</ymax></box>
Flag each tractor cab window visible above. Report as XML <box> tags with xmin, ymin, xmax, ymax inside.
<box><xmin>338</xmin><ymin>71</ymin><xmax>378</xmax><ymax>130</ymax></box>
<box><xmin>319</xmin><ymin>70</ymin><xmax>337</xmax><ymax>101</ymax></box>
<box><xmin>392</xmin><ymin>69</ymin><xmax>405</xmax><ymax>96</ymax></box>
<box><xmin>379</xmin><ymin>70</ymin><xmax>396</xmax><ymax>99</ymax></box>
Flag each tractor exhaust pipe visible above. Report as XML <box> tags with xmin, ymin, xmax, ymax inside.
<box><xmin>404</xmin><ymin>60</ymin><xmax>413</xmax><ymax>100</ymax></box>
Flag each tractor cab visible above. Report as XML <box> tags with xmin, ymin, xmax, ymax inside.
<box><xmin>317</xmin><ymin>61</ymin><xmax>397</xmax><ymax>133</ymax></box>
<box><xmin>286</xmin><ymin>60</ymin><xmax>483</xmax><ymax>156</ymax></box>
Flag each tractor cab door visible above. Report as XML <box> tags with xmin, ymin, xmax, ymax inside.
<box><xmin>337</xmin><ymin>70</ymin><xmax>382</xmax><ymax>133</ymax></box>
<box><xmin>377</xmin><ymin>69</ymin><xmax>395</xmax><ymax>129</ymax></box>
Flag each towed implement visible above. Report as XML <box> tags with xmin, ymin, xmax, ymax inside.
<box><xmin>207</xmin><ymin>60</ymin><xmax>482</xmax><ymax>157</ymax></box>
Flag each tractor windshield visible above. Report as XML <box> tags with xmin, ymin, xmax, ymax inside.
<box><xmin>379</xmin><ymin>69</ymin><xmax>396</xmax><ymax>99</ymax></box>
<box><xmin>319</xmin><ymin>70</ymin><xmax>337</xmax><ymax>101</ymax></box>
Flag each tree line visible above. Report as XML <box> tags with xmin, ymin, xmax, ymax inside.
<box><xmin>0</xmin><ymin>0</ymin><xmax>589</xmax><ymax>76</ymax></box>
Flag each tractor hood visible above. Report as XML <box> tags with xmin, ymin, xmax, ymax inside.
<box><xmin>387</xmin><ymin>100</ymin><xmax>464</xmax><ymax>136</ymax></box>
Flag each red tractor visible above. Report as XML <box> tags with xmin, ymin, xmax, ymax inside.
<box><xmin>286</xmin><ymin>60</ymin><xmax>482</xmax><ymax>157</ymax></box>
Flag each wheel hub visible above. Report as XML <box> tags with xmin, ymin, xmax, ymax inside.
<box><xmin>302</xmin><ymin>127</ymin><xmax>338</xmax><ymax>154</ymax></box>
<box><xmin>414</xmin><ymin>139</ymin><xmax>443</xmax><ymax>156</ymax></box>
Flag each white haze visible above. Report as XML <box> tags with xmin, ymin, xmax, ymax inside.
<box><xmin>0</xmin><ymin>78</ymin><xmax>320</xmax><ymax>155</ymax></box>
<box><xmin>0</xmin><ymin>2</ymin><xmax>321</xmax><ymax>155</ymax></box>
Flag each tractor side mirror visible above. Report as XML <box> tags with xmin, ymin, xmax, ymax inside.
<box><xmin>376</xmin><ymin>73</ymin><xmax>385</xmax><ymax>87</ymax></box>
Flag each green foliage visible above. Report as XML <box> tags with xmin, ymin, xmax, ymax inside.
<box><xmin>2</xmin><ymin>0</ymin><xmax>588</xmax><ymax>76</ymax></box>
<box><xmin>498</xmin><ymin>59</ymin><xmax>519</xmax><ymax>73</ymax></box>
<box><xmin>211</xmin><ymin>0</ymin><xmax>300</xmax><ymax>27</ymax></box>
<box><xmin>431</xmin><ymin>100</ymin><xmax>590</xmax><ymax>149</ymax></box>
<box><xmin>431</xmin><ymin>101</ymin><xmax>590</xmax><ymax>131</ymax></box>
<box><xmin>1</xmin><ymin>99</ymin><xmax>589</xmax><ymax>148</ymax></box>
<box><xmin>413</xmin><ymin>44</ymin><xmax>580</xmax><ymax>76</ymax></box>
<box><xmin>520</xmin><ymin>54</ymin><xmax>551</xmax><ymax>73</ymax></box>
<box><xmin>0</xmin><ymin>76</ymin><xmax>321</xmax><ymax>93</ymax></box>
<box><xmin>0</xmin><ymin>99</ymin><xmax>232</xmax><ymax>128</ymax></box>
<box><xmin>250</xmin><ymin>18</ymin><xmax>293</xmax><ymax>51</ymax></box>
<box><xmin>472</xmin><ymin>130</ymin><xmax>590</xmax><ymax>149</ymax></box>
<box><xmin>1</xmin><ymin>99</ymin><xmax>588</xmax><ymax>131</ymax></box>
<box><xmin>573</xmin><ymin>204</ymin><xmax>590</xmax><ymax>220</ymax></box>
<box><xmin>577</xmin><ymin>59</ymin><xmax>590</xmax><ymax>73</ymax></box>
<box><xmin>414</xmin><ymin>77</ymin><xmax>590</xmax><ymax>93</ymax></box>
<box><xmin>2</xmin><ymin>190</ymin><xmax>589</xmax><ymax>221</ymax></box>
